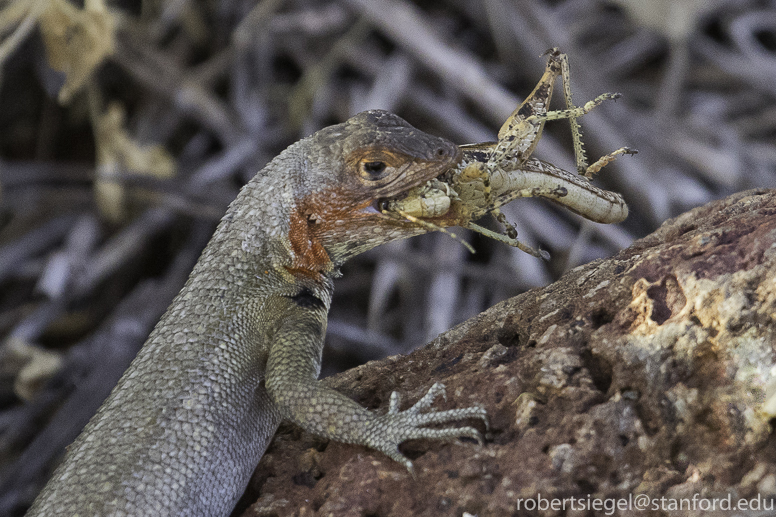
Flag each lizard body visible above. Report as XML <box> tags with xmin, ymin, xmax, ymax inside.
<box><xmin>26</xmin><ymin>111</ymin><xmax>485</xmax><ymax>516</ymax></box>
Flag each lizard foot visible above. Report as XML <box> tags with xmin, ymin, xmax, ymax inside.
<box><xmin>366</xmin><ymin>382</ymin><xmax>488</xmax><ymax>474</ymax></box>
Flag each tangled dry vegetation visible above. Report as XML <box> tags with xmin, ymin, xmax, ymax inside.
<box><xmin>0</xmin><ymin>0</ymin><xmax>775</xmax><ymax>513</ymax></box>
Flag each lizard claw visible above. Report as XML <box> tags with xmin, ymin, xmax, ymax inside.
<box><xmin>368</xmin><ymin>382</ymin><xmax>488</xmax><ymax>474</ymax></box>
<box><xmin>389</xmin><ymin>382</ymin><xmax>447</xmax><ymax>414</ymax></box>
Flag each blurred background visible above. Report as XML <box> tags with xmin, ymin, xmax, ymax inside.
<box><xmin>0</xmin><ymin>0</ymin><xmax>775</xmax><ymax>513</ymax></box>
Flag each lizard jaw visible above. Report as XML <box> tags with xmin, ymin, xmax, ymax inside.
<box><xmin>362</xmin><ymin>201</ymin><xmax>382</xmax><ymax>215</ymax></box>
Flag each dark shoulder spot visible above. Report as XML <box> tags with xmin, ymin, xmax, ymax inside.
<box><xmin>289</xmin><ymin>287</ymin><xmax>324</xmax><ymax>309</ymax></box>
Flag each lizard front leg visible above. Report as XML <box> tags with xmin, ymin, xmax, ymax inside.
<box><xmin>265</xmin><ymin>286</ymin><xmax>487</xmax><ymax>474</ymax></box>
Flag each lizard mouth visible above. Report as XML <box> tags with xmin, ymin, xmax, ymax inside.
<box><xmin>370</xmin><ymin>154</ymin><xmax>462</xmax><ymax>219</ymax></box>
<box><xmin>364</xmin><ymin>201</ymin><xmax>383</xmax><ymax>215</ymax></box>
<box><xmin>371</xmin><ymin>179</ymin><xmax>448</xmax><ymax>222</ymax></box>
<box><xmin>365</xmin><ymin>197</ymin><xmax>400</xmax><ymax>218</ymax></box>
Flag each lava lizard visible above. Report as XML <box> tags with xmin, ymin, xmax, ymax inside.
<box><xmin>26</xmin><ymin>110</ymin><xmax>487</xmax><ymax>516</ymax></box>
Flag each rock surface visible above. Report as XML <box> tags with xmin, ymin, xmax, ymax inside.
<box><xmin>241</xmin><ymin>189</ymin><xmax>776</xmax><ymax>517</ymax></box>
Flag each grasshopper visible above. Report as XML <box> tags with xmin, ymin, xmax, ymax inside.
<box><xmin>382</xmin><ymin>49</ymin><xmax>634</xmax><ymax>258</ymax></box>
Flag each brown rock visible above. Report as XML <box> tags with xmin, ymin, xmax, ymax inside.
<box><xmin>241</xmin><ymin>189</ymin><xmax>776</xmax><ymax>516</ymax></box>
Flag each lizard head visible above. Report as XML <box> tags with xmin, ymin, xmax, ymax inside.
<box><xmin>307</xmin><ymin>110</ymin><xmax>459</xmax><ymax>197</ymax></box>
<box><xmin>289</xmin><ymin>110</ymin><xmax>461</xmax><ymax>269</ymax></box>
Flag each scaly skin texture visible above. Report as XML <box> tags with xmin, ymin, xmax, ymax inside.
<box><xmin>26</xmin><ymin>111</ymin><xmax>487</xmax><ymax>516</ymax></box>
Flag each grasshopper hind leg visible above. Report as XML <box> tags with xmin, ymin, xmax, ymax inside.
<box><xmin>465</xmin><ymin>221</ymin><xmax>550</xmax><ymax>260</ymax></box>
<box><xmin>584</xmin><ymin>147</ymin><xmax>637</xmax><ymax>180</ymax></box>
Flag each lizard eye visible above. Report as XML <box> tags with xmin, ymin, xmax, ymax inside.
<box><xmin>360</xmin><ymin>161</ymin><xmax>387</xmax><ymax>180</ymax></box>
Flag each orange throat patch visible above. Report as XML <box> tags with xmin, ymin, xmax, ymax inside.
<box><xmin>285</xmin><ymin>205</ymin><xmax>333</xmax><ymax>281</ymax></box>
